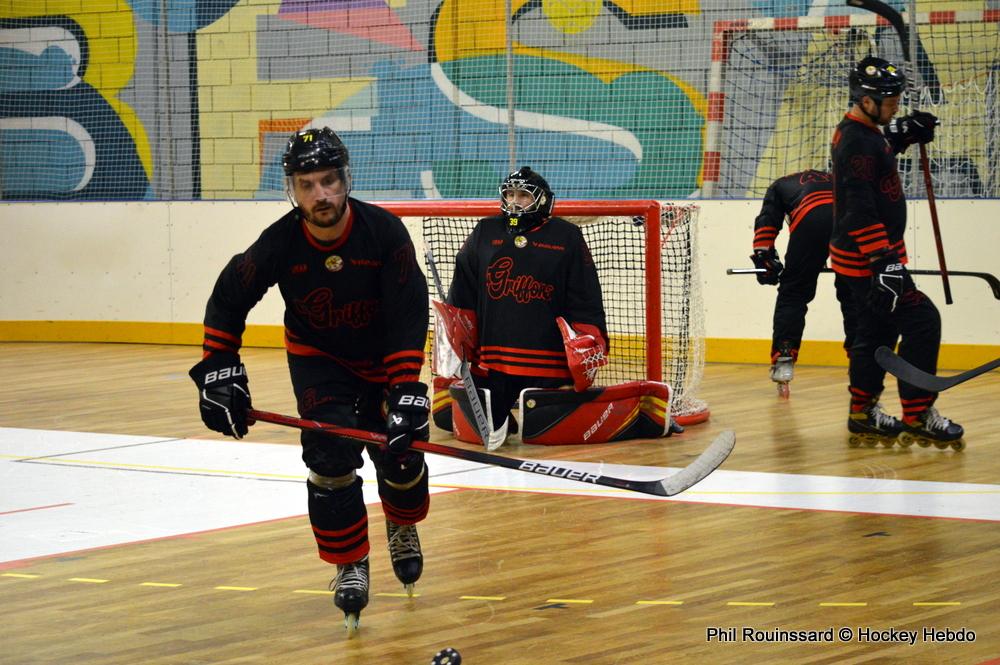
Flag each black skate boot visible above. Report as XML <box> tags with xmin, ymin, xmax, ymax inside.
<box><xmin>847</xmin><ymin>401</ymin><xmax>904</xmax><ymax>448</ymax></box>
<box><xmin>386</xmin><ymin>519</ymin><xmax>422</xmax><ymax>597</ymax></box>
<box><xmin>769</xmin><ymin>342</ymin><xmax>795</xmax><ymax>399</ymax></box>
<box><xmin>331</xmin><ymin>555</ymin><xmax>369</xmax><ymax>637</ymax></box>
<box><xmin>899</xmin><ymin>407</ymin><xmax>965</xmax><ymax>451</ymax></box>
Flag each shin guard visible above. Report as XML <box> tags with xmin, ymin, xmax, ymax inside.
<box><xmin>307</xmin><ymin>471</ymin><xmax>369</xmax><ymax>564</ymax></box>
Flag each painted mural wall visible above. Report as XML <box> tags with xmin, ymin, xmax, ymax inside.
<box><xmin>3</xmin><ymin>1</ymin><xmax>997</xmax><ymax>202</ymax></box>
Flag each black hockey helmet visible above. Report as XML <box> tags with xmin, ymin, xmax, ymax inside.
<box><xmin>499</xmin><ymin>166</ymin><xmax>554</xmax><ymax>234</ymax></box>
<box><xmin>282</xmin><ymin>127</ymin><xmax>351</xmax><ymax>206</ymax></box>
<box><xmin>849</xmin><ymin>56</ymin><xmax>906</xmax><ymax>103</ymax></box>
<box><xmin>282</xmin><ymin>126</ymin><xmax>350</xmax><ymax>176</ymax></box>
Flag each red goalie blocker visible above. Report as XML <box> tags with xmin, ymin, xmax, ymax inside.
<box><xmin>519</xmin><ymin>381</ymin><xmax>675</xmax><ymax>445</ymax></box>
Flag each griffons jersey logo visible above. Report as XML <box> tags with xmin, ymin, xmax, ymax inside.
<box><xmin>292</xmin><ymin>287</ymin><xmax>379</xmax><ymax>329</ymax></box>
<box><xmin>486</xmin><ymin>257</ymin><xmax>555</xmax><ymax>304</ymax></box>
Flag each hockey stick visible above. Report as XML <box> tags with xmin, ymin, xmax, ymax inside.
<box><xmin>875</xmin><ymin>346</ymin><xmax>1000</xmax><ymax>392</ymax></box>
<box><xmin>845</xmin><ymin>0</ymin><xmax>953</xmax><ymax>304</ymax></box>
<box><xmin>248</xmin><ymin>408</ymin><xmax>735</xmax><ymax>497</ymax></box>
<box><xmin>725</xmin><ymin>268</ymin><xmax>1000</xmax><ymax>300</ymax></box>
<box><xmin>424</xmin><ymin>248</ymin><xmax>495</xmax><ymax>449</ymax></box>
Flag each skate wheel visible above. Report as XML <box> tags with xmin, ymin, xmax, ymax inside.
<box><xmin>933</xmin><ymin>440</ymin><xmax>950</xmax><ymax>450</ymax></box>
<box><xmin>404</xmin><ymin>582</ymin><xmax>416</xmax><ymax>598</ymax></box>
<box><xmin>897</xmin><ymin>435</ymin><xmax>914</xmax><ymax>448</ymax></box>
<box><xmin>776</xmin><ymin>382</ymin><xmax>790</xmax><ymax>399</ymax></box>
<box><xmin>880</xmin><ymin>437</ymin><xmax>897</xmax><ymax>448</ymax></box>
<box><xmin>951</xmin><ymin>439</ymin><xmax>966</xmax><ymax>451</ymax></box>
<box><xmin>344</xmin><ymin>613</ymin><xmax>360</xmax><ymax>638</ymax></box>
<box><xmin>863</xmin><ymin>437</ymin><xmax>878</xmax><ymax>448</ymax></box>
<box><xmin>848</xmin><ymin>435</ymin><xmax>862</xmax><ymax>448</ymax></box>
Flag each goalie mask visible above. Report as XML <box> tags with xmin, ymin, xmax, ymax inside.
<box><xmin>849</xmin><ymin>56</ymin><xmax>906</xmax><ymax>105</ymax></box>
<box><xmin>499</xmin><ymin>167</ymin><xmax>554</xmax><ymax>234</ymax></box>
<box><xmin>282</xmin><ymin>127</ymin><xmax>352</xmax><ymax>207</ymax></box>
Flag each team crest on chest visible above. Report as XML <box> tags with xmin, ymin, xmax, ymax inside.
<box><xmin>324</xmin><ymin>255</ymin><xmax>344</xmax><ymax>272</ymax></box>
<box><xmin>514</xmin><ymin>235</ymin><xmax>527</xmax><ymax>249</ymax></box>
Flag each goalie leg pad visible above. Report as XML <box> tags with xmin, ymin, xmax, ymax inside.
<box><xmin>432</xmin><ymin>375</ymin><xmax>457</xmax><ymax>431</ymax></box>
<box><xmin>520</xmin><ymin>381</ymin><xmax>674</xmax><ymax>445</ymax></box>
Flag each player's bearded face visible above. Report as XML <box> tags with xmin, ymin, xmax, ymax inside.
<box><xmin>293</xmin><ymin>168</ymin><xmax>349</xmax><ymax>228</ymax></box>
<box><xmin>866</xmin><ymin>95</ymin><xmax>901</xmax><ymax>125</ymax></box>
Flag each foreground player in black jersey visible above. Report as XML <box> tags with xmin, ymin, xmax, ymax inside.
<box><xmin>433</xmin><ymin>167</ymin><xmax>681</xmax><ymax>449</ymax></box>
<box><xmin>830</xmin><ymin>57</ymin><xmax>963</xmax><ymax>450</ymax></box>
<box><xmin>750</xmin><ymin>169</ymin><xmax>857</xmax><ymax>397</ymax></box>
<box><xmin>188</xmin><ymin>127</ymin><xmax>431</xmax><ymax>634</ymax></box>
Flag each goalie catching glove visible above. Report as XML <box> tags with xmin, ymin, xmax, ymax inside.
<box><xmin>386</xmin><ymin>382</ymin><xmax>430</xmax><ymax>454</ymax></box>
<box><xmin>190</xmin><ymin>353</ymin><xmax>252</xmax><ymax>439</ymax></box>
<box><xmin>556</xmin><ymin>316</ymin><xmax>608</xmax><ymax>392</ymax></box>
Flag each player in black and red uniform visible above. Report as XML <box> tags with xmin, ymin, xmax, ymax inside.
<box><xmin>432</xmin><ymin>167</ymin><xmax>681</xmax><ymax>449</ymax></box>
<box><xmin>442</xmin><ymin>167</ymin><xmax>608</xmax><ymax>448</ymax></box>
<box><xmin>830</xmin><ymin>57</ymin><xmax>963</xmax><ymax>450</ymax></box>
<box><xmin>750</xmin><ymin>169</ymin><xmax>857</xmax><ymax>397</ymax></box>
<box><xmin>188</xmin><ymin>127</ymin><xmax>431</xmax><ymax>634</ymax></box>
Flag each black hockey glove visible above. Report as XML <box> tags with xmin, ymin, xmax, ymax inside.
<box><xmin>867</xmin><ymin>254</ymin><xmax>912</xmax><ymax>313</ymax></box>
<box><xmin>386</xmin><ymin>382</ymin><xmax>430</xmax><ymax>454</ymax></box>
<box><xmin>189</xmin><ymin>353</ymin><xmax>251</xmax><ymax>439</ymax></box>
<box><xmin>885</xmin><ymin>111</ymin><xmax>938</xmax><ymax>153</ymax></box>
<box><xmin>750</xmin><ymin>247</ymin><xmax>783</xmax><ymax>285</ymax></box>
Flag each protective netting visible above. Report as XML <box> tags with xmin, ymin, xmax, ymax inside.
<box><xmin>5</xmin><ymin>2</ymin><xmax>994</xmax><ymax>202</ymax></box>
<box><xmin>401</xmin><ymin>202</ymin><xmax>707</xmax><ymax>421</ymax></box>
<box><xmin>707</xmin><ymin>11</ymin><xmax>1000</xmax><ymax>199</ymax></box>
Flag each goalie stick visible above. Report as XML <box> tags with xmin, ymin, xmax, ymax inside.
<box><xmin>725</xmin><ymin>268</ymin><xmax>1000</xmax><ymax>300</ymax></box>
<box><xmin>845</xmin><ymin>0</ymin><xmax>953</xmax><ymax>304</ymax></box>
<box><xmin>248</xmin><ymin>408</ymin><xmax>735</xmax><ymax>497</ymax></box>
<box><xmin>424</xmin><ymin>248</ymin><xmax>494</xmax><ymax>449</ymax></box>
<box><xmin>875</xmin><ymin>346</ymin><xmax>1000</xmax><ymax>392</ymax></box>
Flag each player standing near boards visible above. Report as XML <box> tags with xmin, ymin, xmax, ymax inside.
<box><xmin>830</xmin><ymin>57</ymin><xmax>964</xmax><ymax>450</ymax></box>
<box><xmin>750</xmin><ymin>169</ymin><xmax>858</xmax><ymax>397</ymax></box>
<box><xmin>188</xmin><ymin>127</ymin><xmax>432</xmax><ymax>635</ymax></box>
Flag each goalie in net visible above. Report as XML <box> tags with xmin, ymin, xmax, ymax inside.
<box><xmin>432</xmin><ymin>166</ymin><xmax>683</xmax><ymax>448</ymax></box>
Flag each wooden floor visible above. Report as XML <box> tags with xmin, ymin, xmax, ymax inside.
<box><xmin>1</xmin><ymin>342</ymin><xmax>998</xmax><ymax>665</ymax></box>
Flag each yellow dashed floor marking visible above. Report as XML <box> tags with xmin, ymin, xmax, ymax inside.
<box><xmin>819</xmin><ymin>602</ymin><xmax>867</xmax><ymax>607</ymax></box>
<box><xmin>0</xmin><ymin>574</ymin><xmax>972</xmax><ymax>610</ymax></box>
<box><xmin>139</xmin><ymin>582</ymin><xmax>182</xmax><ymax>588</ymax></box>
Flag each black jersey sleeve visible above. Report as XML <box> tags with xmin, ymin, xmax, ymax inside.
<box><xmin>834</xmin><ymin>131</ymin><xmax>892</xmax><ymax>257</ymax></box>
<box><xmin>752</xmin><ymin>176</ymin><xmax>790</xmax><ymax>251</ymax></box>
<box><xmin>563</xmin><ymin>225</ymin><xmax>609</xmax><ymax>350</ymax></box>
<box><xmin>201</xmin><ymin>223</ymin><xmax>287</xmax><ymax>357</ymax></box>
<box><xmin>447</xmin><ymin>221</ymin><xmax>483</xmax><ymax>313</ymax></box>
<box><xmin>379</xmin><ymin>216</ymin><xmax>429</xmax><ymax>385</ymax></box>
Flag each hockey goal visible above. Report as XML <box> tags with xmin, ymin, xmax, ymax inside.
<box><xmin>381</xmin><ymin>200</ymin><xmax>709</xmax><ymax>425</ymax></box>
<box><xmin>702</xmin><ymin>10</ymin><xmax>1000</xmax><ymax>199</ymax></box>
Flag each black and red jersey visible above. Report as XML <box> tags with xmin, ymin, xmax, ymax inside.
<box><xmin>830</xmin><ymin>113</ymin><xmax>909</xmax><ymax>277</ymax></box>
<box><xmin>752</xmin><ymin>169</ymin><xmax>833</xmax><ymax>251</ymax></box>
<box><xmin>200</xmin><ymin>199</ymin><xmax>428</xmax><ymax>386</ymax></box>
<box><xmin>448</xmin><ymin>215</ymin><xmax>608</xmax><ymax>381</ymax></box>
